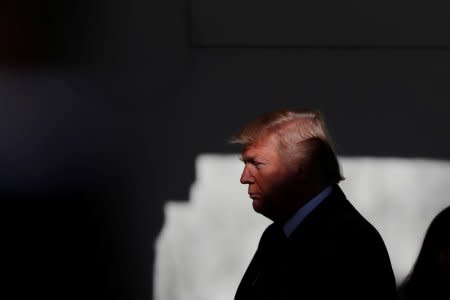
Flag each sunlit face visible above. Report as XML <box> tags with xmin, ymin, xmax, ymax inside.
<box><xmin>240</xmin><ymin>133</ymin><xmax>300</xmax><ymax>220</ymax></box>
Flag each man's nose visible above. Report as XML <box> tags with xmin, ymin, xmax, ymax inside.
<box><xmin>240</xmin><ymin>165</ymin><xmax>253</xmax><ymax>184</ymax></box>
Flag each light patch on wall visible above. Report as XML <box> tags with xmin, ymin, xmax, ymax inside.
<box><xmin>154</xmin><ymin>154</ymin><xmax>450</xmax><ymax>300</ymax></box>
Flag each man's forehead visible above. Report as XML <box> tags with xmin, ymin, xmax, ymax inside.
<box><xmin>241</xmin><ymin>145</ymin><xmax>257</xmax><ymax>159</ymax></box>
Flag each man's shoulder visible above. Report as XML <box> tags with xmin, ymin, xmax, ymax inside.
<box><xmin>280</xmin><ymin>186</ymin><xmax>396</xmax><ymax>300</ymax></box>
<box><xmin>289</xmin><ymin>185</ymin><xmax>385</xmax><ymax>246</ymax></box>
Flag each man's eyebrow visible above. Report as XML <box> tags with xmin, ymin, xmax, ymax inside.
<box><xmin>240</xmin><ymin>155</ymin><xmax>255</xmax><ymax>163</ymax></box>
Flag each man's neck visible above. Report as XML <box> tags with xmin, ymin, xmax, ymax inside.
<box><xmin>282</xmin><ymin>185</ymin><xmax>333</xmax><ymax>236</ymax></box>
<box><xmin>274</xmin><ymin>182</ymin><xmax>329</xmax><ymax>223</ymax></box>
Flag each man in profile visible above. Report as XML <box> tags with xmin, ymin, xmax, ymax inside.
<box><xmin>232</xmin><ymin>109</ymin><xmax>396</xmax><ymax>299</ymax></box>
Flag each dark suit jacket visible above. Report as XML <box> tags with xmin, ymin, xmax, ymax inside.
<box><xmin>235</xmin><ymin>185</ymin><xmax>397</xmax><ymax>300</ymax></box>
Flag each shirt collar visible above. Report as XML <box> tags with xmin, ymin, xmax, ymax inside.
<box><xmin>283</xmin><ymin>185</ymin><xmax>333</xmax><ymax>237</ymax></box>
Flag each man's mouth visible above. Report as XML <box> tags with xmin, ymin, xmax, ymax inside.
<box><xmin>249</xmin><ymin>193</ymin><xmax>261</xmax><ymax>199</ymax></box>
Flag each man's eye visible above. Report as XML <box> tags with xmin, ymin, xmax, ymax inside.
<box><xmin>254</xmin><ymin>162</ymin><xmax>263</xmax><ymax>168</ymax></box>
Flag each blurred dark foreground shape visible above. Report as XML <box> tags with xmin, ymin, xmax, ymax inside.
<box><xmin>398</xmin><ymin>206</ymin><xmax>450</xmax><ymax>300</ymax></box>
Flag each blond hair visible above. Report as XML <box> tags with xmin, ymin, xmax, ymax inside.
<box><xmin>231</xmin><ymin>108</ymin><xmax>344</xmax><ymax>184</ymax></box>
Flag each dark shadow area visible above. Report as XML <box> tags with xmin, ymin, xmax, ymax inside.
<box><xmin>2</xmin><ymin>1</ymin><xmax>189</xmax><ymax>299</ymax></box>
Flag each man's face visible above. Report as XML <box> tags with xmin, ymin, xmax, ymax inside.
<box><xmin>240</xmin><ymin>134</ymin><xmax>299</xmax><ymax>220</ymax></box>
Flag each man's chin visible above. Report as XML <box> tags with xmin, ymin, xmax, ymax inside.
<box><xmin>252</xmin><ymin>198</ymin><xmax>277</xmax><ymax>221</ymax></box>
<box><xmin>252</xmin><ymin>199</ymin><xmax>266</xmax><ymax>215</ymax></box>
<box><xmin>252</xmin><ymin>199</ymin><xmax>261</xmax><ymax>211</ymax></box>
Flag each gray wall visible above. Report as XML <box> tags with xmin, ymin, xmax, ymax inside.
<box><xmin>191</xmin><ymin>0</ymin><xmax>450</xmax><ymax>47</ymax></box>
